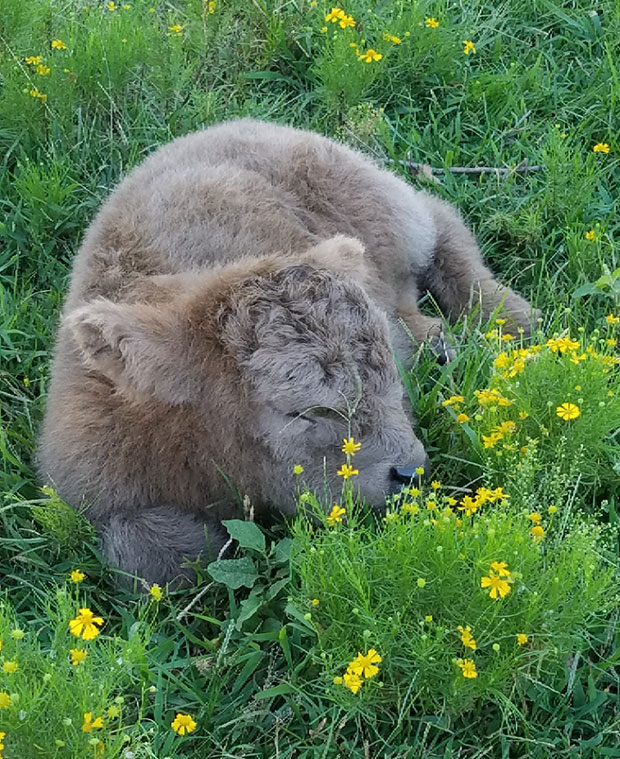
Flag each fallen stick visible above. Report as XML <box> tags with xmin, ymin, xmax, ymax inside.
<box><xmin>390</xmin><ymin>158</ymin><xmax>541</xmax><ymax>180</ymax></box>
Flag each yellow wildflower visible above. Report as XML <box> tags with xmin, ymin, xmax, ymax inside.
<box><xmin>51</xmin><ymin>39</ymin><xmax>67</xmax><ymax>50</ymax></box>
<box><xmin>476</xmin><ymin>388</ymin><xmax>511</xmax><ymax>406</ymax></box>
<box><xmin>530</xmin><ymin>525</ymin><xmax>545</xmax><ymax>542</ymax></box>
<box><xmin>431</xmin><ymin>480</ymin><xmax>441</xmax><ymax>490</ymax></box>
<box><xmin>25</xmin><ymin>55</ymin><xmax>43</xmax><ymax>65</ymax></box>
<box><xmin>82</xmin><ymin>712</ymin><xmax>103</xmax><ymax>732</ymax></box>
<box><xmin>343</xmin><ymin>669</ymin><xmax>363</xmax><ymax>693</ymax></box>
<box><xmin>169</xmin><ymin>24</ymin><xmax>183</xmax><ymax>34</ymax></box>
<box><xmin>70</xmin><ymin>649</ymin><xmax>88</xmax><ymax>666</ymax></box>
<box><xmin>494</xmin><ymin>421</ymin><xmax>516</xmax><ymax>436</ymax></box>
<box><xmin>442</xmin><ymin>395</ymin><xmax>464</xmax><ymax>406</ymax></box>
<box><xmin>548</xmin><ymin>505</ymin><xmax>558</xmax><ymax>515</ymax></box>
<box><xmin>337</xmin><ymin>463</ymin><xmax>358</xmax><ymax>479</ymax></box>
<box><xmin>359</xmin><ymin>48</ymin><xmax>382</xmax><ymax>63</ymax></box>
<box><xmin>402</xmin><ymin>502</ymin><xmax>419</xmax><ymax>515</ymax></box>
<box><xmin>481</xmin><ymin>571</ymin><xmax>511</xmax><ymax>599</ymax></box>
<box><xmin>332</xmin><ymin>675</ymin><xmax>343</xmax><ymax>684</ymax></box>
<box><xmin>208</xmin><ymin>1</ymin><xmax>216</xmax><ymax>12</ymax></box>
<box><xmin>458</xmin><ymin>495</ymin><xmax>479</xmax><ymax>517</ymax></box>
<box><xmin>382</xmin><ymin>32</ymin><xmax>402</xmax><ymax>44</ymax></box>
<box><xmin>425</xmin><ymin>615</ymin><xmax>433</xmax><ymax>622</ymax></box>
<box><xmin>293</xmin><ymin>464</ymin><xmax>304</xmax><ymax>475</ymax></box>
<box><xmin>556</xmin><ymin>402</ymin><xmax>580</xmax><ymax>421</ymax></box>
<box><xmin>123</xmin><ymin>2</ymin><xmax>131</xmax><ymax>7</ymax></box>
<box><xmin>501</xmin><ymin>333</ymin><xmax>515</xmax><ymax>342</ymax></box>
<box><xmin>415</xmin><ymin>466</ymin><xmax>425</xmax><ymax>476</ymax></box>
<box><xmin>457</xmin><ymin>658</ymin><xmax>478</xmax><ymax>678</ymax></box>
<box><xmin>341</xmin><ymin>437</ymin><xmax>361</xmax><ymax>456</ymax></box>
<box><xmin>489</xmin><ymin>561</ymin><xmax>511</xmax><ymax>577</ymax></box>
<box><xmin>607</xmin><ymin>338</ymin><xmax>617</xmax><ymax>347</ymax></box>
<box><xmin>456</xmin><ymin>413</ymin><xmax>469</xmax><ymax>423</ymax></box>
<box><xmin>320</xmin><ymin>26</ymin><xmax>327</xmax><ymax>32</ymax></box>
<box><xmin>70</xmin><ymin>569</ymin><xmax>85</xmax><ymax>583</ymax></box>
<box><xmin>408</xmin><ymin>487</ymin><xmax>421</xmax><ymax>497</ymax></box>
<box><xmin>516</xmin><ymin>633</ymin><xmax>529</xmax><ymax>646</ymax></box>
<box><xmin>2</xmin><ymin>661</ymin><xmax>17</xmax><ymax>674</ymax></box>
<box><xmin>326</xmin><ymin>505</ymin><xmax>346</xmax><ymax>526</ymax></box>
<box><xmin>0</xmin><ymin>692</ymin><xmax>11</xmax><ymax>709</ymax></box>
<box><xmin>69</xmin><ymin>608</ymin><xmax>104</xmax><ymax>640</ymax></box>
<box><xmin>36</xmin><ymin>64</ymin><xmax>51</xmax><ymax>75</ymax></box>
<box><xmin>311</xmin><ymin>598</ymin><xmax>319</xmax><ymax>606</ymax></box>
<box><xmin>593</xmin><ymin>142</ymin><xmax>610</xmax><ymax>153</ymax></box>
<box><xmin>529</xmin><ymin>512</ymin><xmax>542</xmax><ymax>524</ymax></box>
<box><xmin>489</xmin><ymin>487</ymin><xmax>509</xmax><ymax>502</ymax></box>
<box><xmin>482</xmin><ymin>432</ymin><xmax>503</xmax><ymax>449</ymax></box>
<box><xmin>606</xmin><ymin>314</ymin><xmax>619</xmax><ymax>324</ymax></box>
<box><xmin>425</xmin><ymin>17</ymin><xmax>440</xmax><ymax>28</ymax></box>
<box><xmin>348</xmin><ymin>649</ymin><xmax>382</xmax><ymax>678</ymax></box>
<box><xmin>150</xmin><ymin>584</ymin><xmax>163</xmax><ymax>601</ymax></box>
<box><xmin>325</xmin><ymin>7</ymin><xmax>355</xmax><ymax>28</ymax></box>
<box><xmin>171</xmin><ymin>713</ymin><xmax>197</xmax><ymax>735</ymax></box>
<box><xmin>458</xmin><ymin>625</ymin><xmax>477</xmax><ymax>650</ymax></box>
<box><xmin>463</xmin><ymin>40</ymin><xmax>476</xmax><ymax>55</ymax></box>
<box><xmin>585</xmin><ymin>229</ymin><xmax>596</xmax><ymax>241</ymax></box>
<box><xmin>29</xmin><ymin>88</ymin><xmax>48</xmax><ymax>102</ymax></box>
<box><xmin>107</xmin><ymin>1</ymin><xmax>117</xmax><ymax>9</ymax></box>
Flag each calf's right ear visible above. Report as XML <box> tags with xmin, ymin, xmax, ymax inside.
<box><xmin>65</xmin><ymin>299</ymin><xmax>196</xmax><ymax>405</ymax></box>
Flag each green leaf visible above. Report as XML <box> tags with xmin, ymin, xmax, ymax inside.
<box><xmin>207</xmin><ymin>557</ymin><xmax>258</xmax><ymax>589</ymax></box>
<box><xmin>274</xmin><ymin>537</ymin><xmax>293</xmax><ymax>564</ymax></box>
<box><xmin>222</xmin><ymin>519</ymin><xmax>266</xmax><ymax>553</ymax></box>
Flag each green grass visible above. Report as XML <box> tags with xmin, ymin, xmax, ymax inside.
<box><xmin>1</xmin><ymin>0</ymin><xmax>619</xmax><ymax>756</ymax></box>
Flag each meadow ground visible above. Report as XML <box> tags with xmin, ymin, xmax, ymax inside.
<box><xmin>0</xmin><ymin>1</ymin><xmax>619</xmax><ymax>757</ymax></box>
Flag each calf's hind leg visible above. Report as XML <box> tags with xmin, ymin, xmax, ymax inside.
<box><xmin>421</xmin><ymin>196</ymin><xmax>539</xmax><ymax>334</ymax></box>
<box><xmin>97</xmin><ymin>506</ymin><xmax>227</xmax><ymax>587</ymax></box>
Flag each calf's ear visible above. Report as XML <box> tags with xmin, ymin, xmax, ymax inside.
<box><xmin>65</xmin><ymin>299</ymin><xmax>196</xmax><ymax>404</ymax></box>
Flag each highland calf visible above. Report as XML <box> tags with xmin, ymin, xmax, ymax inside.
<box><xmin>38</xmin><ymin>119</ymin><xmax>536</xmax><ymax>585</ymax></box>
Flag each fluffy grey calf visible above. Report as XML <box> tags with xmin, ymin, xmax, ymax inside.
<box><xmin>38</xmin><ymin>119</ymin><xmax>536</xmax><ymax>585</ymax></box>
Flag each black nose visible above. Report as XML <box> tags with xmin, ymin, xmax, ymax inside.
<box><xmin>390</xmin><ymin>457</ymin><xmax>431</xmax><ymax>484</ymax></box>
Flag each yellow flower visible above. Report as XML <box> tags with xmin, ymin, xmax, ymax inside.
<box><xmin>359</xmin><ymin>48</ymin><xmax>382</xmax><ymax>63</ymax></box>
<box><xmin>606</xmin><ymin>314</ymin><xmax>619</xmax><ymax>324</ymax></box>
<box><xmin>107</xmin><ymin>1</ymin><xmax>117</xmax><ymax>9</ymax></box>
<box><xmin>481</xmin><ymin>571</ymin><xmax>511</xmax><ymax>599</ymax></box>
<box><xmin>29</xmin><ymin>88</ymin><xmax>48</xmax><ymax>102</ymax></box>
<box><xmin>208</xmin><ymin>0</ymin><xmax>216</xmax><ymax>11</ymax></box>
<box><xmin>516</xmin><ymin>633</ymin><xmax>529</xmax><ymax>646</ymax></box>
<box><xmin>51</xmin><ymin>39</ymin><xmax>67</xmax><ymax>50</ymax></box>
<box><xmin>518</xmin><ymin>410</ymin><xmax>529</xmax><ymax>419</ymax></box>
<box><xmin>25</xmin><ymin>55</ymin><xmax>43</xmax><ymax>65</ymax></box>
<box><xmin>332</xmin><ymin>675</ymin><xmax>343</xmax><ymax>685</ymax></box>
<box><xmin>123</xmin><ymin>2</ymin><xmax>131</xmax><ymax>7</ymax></box>
<box><xmin>457</xmin><ymin>413</ymin><xmax>469</xmax><ymax>423</ymax></box>
<box><xmin>341</xmin><ymin>437</ymin><xmax>361</xmax><ymax>456</ymax></box>
<box><xmin>547</xmin><ymin>336</ymin><xmax>580</xmax><ymax>353</ymax></box>
<box><xmin>169</xmin><ymin>24</ymin><xmax>183</xmax><ymax>34</ymax></box>
<box><xmin>529</xmin><ymin>512</ymin><xmax>542</xmax><ymax>524</ymax></box>
<box><xmin>402</xmin><ymin>502</ymin><xmax>419</xmax><ymax>515</ymax></box>
<box><xmin>593</xmin><ymin>142</ymin><xmax>610</xmax><ymax>153</ymax></box>
<box><xmin>293</xmin><ymin>464</ymin><xmax>304</xmax><ymax>475</ymax></box>
<box><xmin>0</xmin><ymin>692</ymin><xmax>11</xmax><ymax>708</ymax></box>
<box><xmin>482</xmin><ymin>432</ymin><xmax>503</xmax><ymax>449</ymax></box>
<box><xmin>607</xmin><ymin>338</ymin><xmax>617</xmax><ymax>347</ymax></box>
<box><xmin>548</xmin><ymin>505</ymin><xmax>558</xmax><ymax>515</ymax></box>
<box><xmin>431</xmin><ymin>480</ymin><xmax>441</xmax><ymax>490</ymax></box>
<box><xmin>150</xmin><ymin>584</ymin><xmax>163</xmax><ymax>601</ymax></box>
<box><xmin>70</xmin><ymin>649</ymin><xmax>88</xmax><ymax>666</ymax></box>
<box><xmin>326</xmin><ymin>504</ymin><xmax>346</xmax><ymax>526</ymax></box>
<box><xmin>458</xmin><ymin>495</ymin><xmax>479</xmax><ymax>517</ymax></box>
<box><xmin>36</xmin><ymin>64</ymin><xmax>50</xmax><ymax>75</ymax></box>
<box><xmin>489</xmin><ymin>487</ymin><xmax>509</xmax><ymax>502</ymax></box>
<box><xmin>70</xmin><ymin>569</ymin><xmax>85</xmax><ymax>583</ymax></box>
<box><xmin>556</xmin><ymin>402</ymin><xmax>580</xmax><ymax>421</ymax></box>
<box><xmin>489</xmin><ymin>561</ymin><xmax>511</xmax><ymax>578</ymax></box>
<box><xmin>343</xmin><ymin>669</ymin><xmax>363</xmax><ymax>693</ymax></box>
<box><xmin>463</xmin><ymin>40</ymin><xmax>476</xmax><ymax>55</ymax></box>
<box><xmin>457</xmin><ymin>625</ymin><xmax>477</xmax><ymax>650</ymax></box>
<box><xmin>337</xmin><ymin>463</ymin><xmax>358</xmax><ymax>479</ymax></box>
<box><xmin>2</xmin><ymin>661</ymin><xmax>17</xmax><ymax>674</ymax></box>
<box><xmin>415</xmin><ymin>466</ymin><xmax>425</xmax><ymax>476</ymax></box>
<box><xmin>69</xmin><ymin>608</ymin><xmax>104</xmax><ymax>640</ymax></box>
<box><xmin>425</xmin><ymin>615</ymin><xmax>433</xmax><ymax>622</ymax></box>
<box><xmin>585</xmin><ymin>229</ymin><xmax>597</xmax><ymax>241</ymax></box>
<box><xmin>408</xmin><ymin>487</ymin><xmax>421</xmax><ymax>497</ymax></box>
<box><xmin>425</xmin><ymin>17</ymin><xmax>440</xmax><ymax>28</ymax></box>
<box><xmin>530</xmin><ymin>525</ymin><xmax>545</xmax><ymax>542</ymax></box>
<box><xmin>348</xmin><ymin>649</ymin><xmax>382</xmax><ymax>678</ymax></box>
<box><xmin>501</xmin><ymin>333</ymin><xmax>515</xmax><ymax>342</ymax></box>
<box><xmin>82</xmin><ymin>712</ymin><xmax>104</xmax><ymax>732</ymax></box>
<box><xmin>476</xmin><ymin>388</ymin><xmax>511</xmax><ymax>406</ymax></box>
<box><xmin>320</xmin><ymin>26</ymin><xmax>327</xmax><ymax>32</ymax></box>
<box><xmin>382</xmin><ymin>32</ymin><xmax>401</xmax><ymax>44</ymax></box>
<box><xmin>442</xmin><ymin>395</ymin><xmax>464</xmax><ymax>406</ymax></box>
<box><xmin>457</xmin><ymin>658</ymin><xmax>478</xmax><ymax>678</ymax></box>
<box><xmin>171</xmin><ymin>713</ymin><xmax>197</xmax><ymax>735</ymax></box>
<box><xmin>311</xmin><ymin>598</ymin><xmax>319</xmax><ymax>606</ymax></box>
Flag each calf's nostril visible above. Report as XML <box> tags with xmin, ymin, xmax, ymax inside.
<box><xmin>390</xmin><ymin>457</ymin><xmax>431</xmax><ymax>484</ymax></box>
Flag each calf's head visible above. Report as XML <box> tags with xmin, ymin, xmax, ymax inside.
<box><xmin>67</xmin><ymin>236</ymin><xmax>428</xmax><ymax>514</ymax></box>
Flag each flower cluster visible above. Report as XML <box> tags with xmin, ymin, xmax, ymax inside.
<box><xmin>333</xmin><ymin>649</ymin><xmax>382</xmax><ymax>694</ymax></box>
<box><xmin>481</xmin><ymin>561</ymin><xmax>513</xmax><ymax>599</ymax></box>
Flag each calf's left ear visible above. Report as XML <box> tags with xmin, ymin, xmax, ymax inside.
<box><xmin>65</xmin><ymin>298</ymin><xmax>196</xmax><ymax>404</ymax></box>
